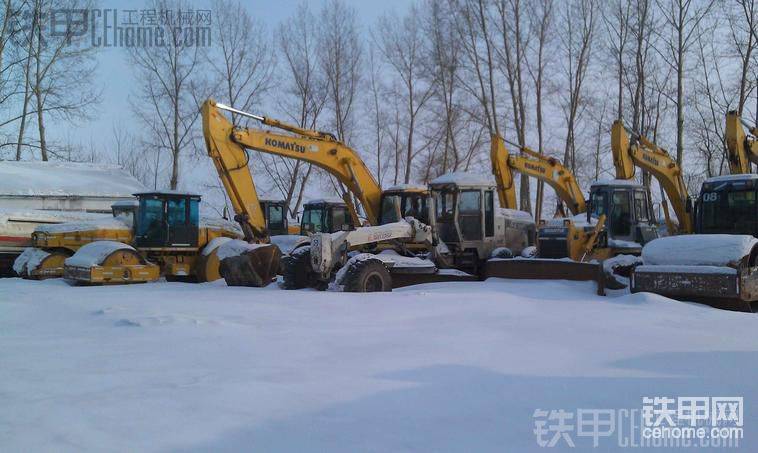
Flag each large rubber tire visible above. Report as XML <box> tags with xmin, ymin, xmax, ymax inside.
<box><xmin>341</xmin><ymin>258</ymin><xmax>392</xmax><ymax>292</ymax></box>
<box><xmin>281</xmin><ymin>248</ymin><xmax>312</xmax><ymax>290</ymax></box>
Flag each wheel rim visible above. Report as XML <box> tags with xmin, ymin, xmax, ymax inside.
<box><xmin>364</xmin><ymin>272</ymin><xmax>384</xmax><ymax>292</ymax></box>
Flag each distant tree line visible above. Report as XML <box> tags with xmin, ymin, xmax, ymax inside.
<box><xmin>0</xmin><ymin>0</ymin><xmax>756</xmax><ymax>220</ymax></box>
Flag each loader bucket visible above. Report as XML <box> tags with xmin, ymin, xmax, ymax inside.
<box><xmin>484</xmin><ymin>258</ymin><xmax>607</xmax><ymax>295</ymax></box>
<box><xmin>631</xmin><ymin>265</ymin><xmax>757</xmax><ymax>313</ymax></box>
<box><xmin>219</xmin><ymin>243</ymin><xmax>282</xmax><ymax>287</ymax></box>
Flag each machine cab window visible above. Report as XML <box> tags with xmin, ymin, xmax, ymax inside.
<box><xmin>379</xmin><ymin>192</ymin><xmax>430</xmax><ymax>225</ymax></box>
<box><xmin>135</xmin><ymin>192</ymin><xmax>200</xmax><ymax>248</ymax></box>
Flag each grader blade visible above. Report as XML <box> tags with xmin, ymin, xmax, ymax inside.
<box><xmin>631</xmin><ymin>265</ymin><xmax>757</xmax><ymax>313</ymax></box>
<box><xmin>219</xmin><ymin>243</ymin><xmax>282</xmax><ymax>287</ymax></box>
<box><xmin>484</xmin><ymin>259</ymin><xmax>607</xmax><ymax>295</ymax></box>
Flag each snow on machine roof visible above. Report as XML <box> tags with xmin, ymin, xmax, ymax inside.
<box><xmin>642</xmin><ymin>234</ymin><xmax>758</xmax><ymax>268</ymax></box>
<box><xmin>704</xmin><ymin>174</ymin><xmax>758</xmax><ymax>184</ymax></box>
<box><xmin>0</xmin><ymin>161</ymin><xmax>145</xmax><ymax>198</ymax></box>
<box><xmin>383</xmin><ymin>184</ymin><xmax>428</xmax><ymax>193</ymax></box>
<box><xmin>429</xmin><ymin>172</ymin><xmax>495</xmax><ymax>187</ymax></box>
<box><xmin>590</xmin><ymin>179</ymin><xmax>644</xmax><ymax>188</ymax></box>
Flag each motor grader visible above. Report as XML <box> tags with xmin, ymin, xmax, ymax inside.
<box><xmin>630</xmin><ymin>113</ymin><xmax>758</xmax><ymax>312</ymax></box>
<box><xmin>280</xmin><ymin>172</ymin><xmax>536</xmax><ymax>292</ymax></box>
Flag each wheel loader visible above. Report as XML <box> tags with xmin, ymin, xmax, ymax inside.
<box><xmin>630</xmin><ymin>113</ymin><xmax>758</xmax><ymax>312</ymax></box>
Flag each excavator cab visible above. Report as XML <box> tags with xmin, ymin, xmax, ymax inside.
<box><xmin>300</xmin><ymin>200</ymin><xmax>354</xmax><ymax>234</ymax></box>
<box><xmin>695</xmin><ymin>174</ymin><xmax>758</xmax><ymax>237</ymax></box>
<box><xmin>378</xmin><ymin>186</ymin><xmax>431</xmax><ymax>226</ymax></box>
<box><xmin>586</xmin><ymin>181</ymin><xmax>658</xmax><ymax>252</ymax></box>
<box><xmin>133</xmin><ymin>192</ymin><xmax>200</xmax><ymax>249</ymax></box>
<box><xmin>259</xmin><ymin>200</ymin><xmax>288</xmax><ymax>236</ymax></box>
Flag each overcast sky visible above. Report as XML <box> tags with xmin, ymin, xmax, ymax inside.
<box><xmin>49</xmin><ymin>0</ymin><xmax>412</xmax><ymax>150</ymax></box>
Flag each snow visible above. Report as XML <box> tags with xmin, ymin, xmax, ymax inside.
<box><xmin>635</xmin><ymin>264</ymin><xmax>738</xmax><ymax>275</ymax></box>
<box><xmin>0</xmin><ymin>161</ymin><xmax>145</xmax><ymax>197</ymax></box>
<box><xmin>0</xmin><ymin>208</ymin><xmax>106</xmax><ymax>224</ymax></box>
<box><xmin>590</xmin><ymin>179</ymin><xmax>644</xmax><ymax>188</ymax></box>
<box><xmin>136</xmin><ymin>189</ymin><xmax>201</xmax><ymax>197</ymax></box>
<box><xmin>304</xmin><ymin>197</ymin><xmax>346</xmax><ymax>205</ymax></box>
<box><xmin>201</xmin><ymin>236</ymin><xmax>233</xmax><ymax>256</ymax></box>
<box><xmin>384</xmin><ymin>184</ymin><xmax>428</xmax><ymax>192</ymax></box>
<box><xmin>215</xmin><ymin>239</ymin><xmax>270</xmax><ymax>261</ymax></box>
<box><xmin>498</xmin><ymin>208</ymin><xmax>533</xmax><ymax>222</ymax></box>
<box><xmin>12</xmin><ymin>247</ymin><xmax>50</xmax><ymax>275</ymax></box>
<box><xmin>642</xmin><ymin>234</ymin><xmax>758</xmax><ymax>267</ymax></box>
<box><xmin>270</xmin><ymin>234</ymin><xmax>309</xmax><ymax>255</ymax></box>
<box><xmin>429</xmin><ymin>171</ymin><xmax>494</xmax><ymax>187</ymax></box>
<box><xmin>602</xmin><ymin>254</ymin><xmax>643</xmax><ymax>274</ymax></box>
<box><xmin>607</xmin><ymin>238</ymin><xmax>642</xmax><ymax>249</ymax></box>
<box><xmin>64</xmin><ymin>241</ymin><xmax>135</xmax><ymax>268</ymax></box>
<box><xmin>35</xmin><ymin>213</ymin><xmax>132</xmax><ymax>234</ymax></box>
<box><xmin>1</xmin><ymin>277</ymin><xmax>757</xmax><ymax>451</ymax></box>
<box><xmin>704</xmin><ymin>174</ymin><xmax>758</xmax><ymax>184</ymax></box>
<box><xmin>199</xmin><ymin>216</ymin><xmax>242</xmax><ymax>235</ymax></box>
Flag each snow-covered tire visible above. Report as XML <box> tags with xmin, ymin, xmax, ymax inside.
<box><xmin>341</xmin><ymin>258</ymin><xmax>392</xmax><ymax>292</ymax></box>
<box><xmin>281</xmin><ymin>248</ymin><xmax>312</xmax><ymax>290</ymax></box>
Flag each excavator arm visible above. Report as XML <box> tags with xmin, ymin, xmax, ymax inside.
<box><xmin>202</xmin><ymin>101</ymin><xmax>268</xmax><ymax>242</ymax></box>
<box><xmin>725</xmin><ymin>111</ymin><xmax>758</xmax><ymax>174</ymax></box>
<box><xmin>203</xmin><ymin>100</ymin><xmax>382</xmax><ymax>226</ymax></box>
<box><xmin>491</xmin><ymin>135</ymin><xmax>586</xmax><ymax>215</ymax></box>
<box><xmin>610</xmin><ymin>120</ymin><xmax>693</xmax><ymax>234</ymax></box>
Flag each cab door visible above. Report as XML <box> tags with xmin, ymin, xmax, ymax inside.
<box><xmin>166</xmin><ymin>197</ymin><xmax>198</xmax><ymax>247</ymax></box>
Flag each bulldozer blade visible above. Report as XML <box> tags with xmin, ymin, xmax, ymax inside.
<box><xmin>219</xmin><ymin>244</ymin><xmax>282</xmax><ymax>287</ymax></box>
<box><xmin>484</xmin><ymin>259</ymin><xmax>606</xmax><ymax>295</ymax></box>
<box><xmin>390</xmin><ymin>269</ymin><xmax>479</xmax><ymax>289</ymax></box>
<box><xmin>631</xmin><ymin>267</ymin><xmax>757</xmax><ymax>313</ymax></box>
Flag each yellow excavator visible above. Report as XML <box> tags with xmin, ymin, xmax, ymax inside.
<box><xmin>201</xmin><ymin>100</ymin><xmax>534</xmax><ymax>292</ymax></box>
<box><xmin>629</xmin><ymin>113</ymin><xmax>758</xmax><ymax>312</ymax></box>
<box><xmin>490</xmin><ymin>135</ymin><xmax>659</xmax><ymax>260</ymax></box>
<box><xmin>484</xmin><ymin>135</ymin><xmax>661</xmax><ymax>292</ymax></box>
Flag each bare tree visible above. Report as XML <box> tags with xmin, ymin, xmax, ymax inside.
<box><xmin>375</xmin><ymin>4</ymin><xmax>434</xmax><ymax>184</ymax></box>
<box><xmin>318</xmin><ymin>0</ymin><xmax>362</xmax><ymax>144</ymax></box>
<box><xmin>655</xmin><ymin>0</ymin><xmax>716</xmax><ymax>166</ymax></box>
<box><xmin>208</xmin><ymin>0</ymin><xmax>273</xmax><ymax>122</ymax></box>
<box><xmin>495</xmin><ymin>0</ymin><xmax>531</xmax><ymax>212</ymax></box>
<box><xmin>603</xmin><ymin>0</ymin><xmax>633</xmax><ymax>119</ymax></box>
<box><xmin>262</xmin><ymin>1</ymin><xmax>327</xmax><ymax>218</ymax></box>
<box><xmin>128</xmin><ymin>0</ymin><xmax>206</xmax><ymax>189</ymax></box>
<box><xmin>559</xmin><ymin>0</ymin><xmax>596</xmax><ymax>173</ymax></box>
<box><xmin>525</xmin><ymin>0</ymin><xmax>554</xmax><ymax>220</ymax></box>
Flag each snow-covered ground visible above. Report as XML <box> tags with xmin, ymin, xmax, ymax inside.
<box><xmin>1</xmin><ymin>277</ymin><xmax>756</xmax><ymax>452</ymax></box>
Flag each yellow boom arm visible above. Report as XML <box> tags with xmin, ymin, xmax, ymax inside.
<box><xmin>725</xmin><ymin>111</ymin><xmax>758</xmax><ymax>175</ymax></box>
<box><xmin>203</xmin><ymin>100</ymin><xmax>382</xmax><ymax>226</ymax></box>
<box><xmin>610</xmin><ymin>120</ymin><xmax>692</xmax><ymax>234</ymax></box>
<box><xmin>203</xmin><ymin>100</ymin><xmax>269</xmax><ymax>242</ymax></box>
<box><xmin>491</xmin><ymin>135</ymin><xmax>586</xmax><ymax>215</ymax></box>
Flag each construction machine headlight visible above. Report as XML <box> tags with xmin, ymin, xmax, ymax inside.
<box><xmin>563</xmin><ymin>219</ymin><xmax>571</xmax><ymax>227</ymax></box>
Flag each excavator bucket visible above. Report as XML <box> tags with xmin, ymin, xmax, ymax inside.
<box><xmin>219</xmin><ymin>243</ymin><xmax>282</xmax><ymax>287</ymax></box>
<box><xmin>484</xmin><ymin>259</ymin><xmax>608</xmax><ymax>295</ymax></box>
<box><xmin>631</xmin><ymin>266</ymin><xmax>757</xmax><ymax>312</ymax></box>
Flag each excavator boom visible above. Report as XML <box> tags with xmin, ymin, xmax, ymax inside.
<box><xmin>207</xmin><ymin>100</ymin><xmax>383</xmax><ymax>226</ymax></box>
<box><xmin>491</xmin><ymin>135</ymin><xmax>586</xmax><ymax>215</ymax></box>
<box><xmin>725</xmin><ymin>111</ymin><xmax>758</xmax><ymax>174</ymax></box>
<box><xmin>611</xmin><ymin>120</ymin><xmax>693</xmax><ymax>234</ymax></box>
